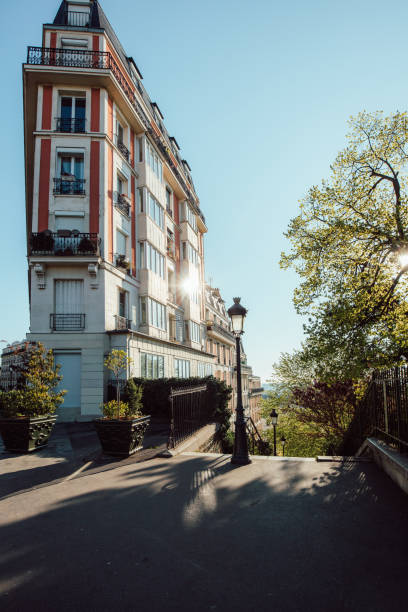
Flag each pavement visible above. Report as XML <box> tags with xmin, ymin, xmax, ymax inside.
<box><xmin>0</xmin><ymin>427</ymin><xmax>407</xmax><ymax>611</ymax></box>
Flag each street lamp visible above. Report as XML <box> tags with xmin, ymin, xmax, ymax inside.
<box><xmin>270</xmin><ymin>409</ymin><xmax>278</xmax><ymax>456</ymax></box>
<box><xmin>227</xmin><ymin>297</ymin><xmax>250</xmax><ymax>466</ymax></box>
<box><xmin>281</xmin><ymin>436</ymin><xmax>287</xmax><ymax>457</ymax></box>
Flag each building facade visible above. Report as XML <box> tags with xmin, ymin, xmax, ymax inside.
<box><xmin>23</xmin><ymin>0</ymin><xmax>215</xmax><ymax>421</ymax></box>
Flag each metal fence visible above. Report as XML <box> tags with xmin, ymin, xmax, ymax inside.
<box><xmin>168</xmin><ymin>385</ymin><xmax>208</xmax><ymax>449</ymax></box>
<box><xmin>349</xmin><ymin>367</ymin><xmax>408</xmax><ymax>453</ymax></box>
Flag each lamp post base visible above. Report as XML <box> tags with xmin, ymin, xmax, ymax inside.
<box><xmin>231</xmin><ymin>454</ymin><xmax>252</xmax><ymax>465</ymax></box>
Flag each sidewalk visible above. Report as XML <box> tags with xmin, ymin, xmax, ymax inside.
<box><xmin>0</xmin><ymin>420</ymin><xmax>169</xmax><ymax>499</ymax></box>
<box><xmin>0</xmin><ymin>451</ymin><xmax>407</xmax><ymax>611</ymax></box>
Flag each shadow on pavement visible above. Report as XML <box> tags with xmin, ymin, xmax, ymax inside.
<box><xmin>0</xmin><ymin>453</ymin><xmax>407</xmax><ymax>611</ymax></box>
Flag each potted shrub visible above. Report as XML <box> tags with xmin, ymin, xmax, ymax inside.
<box><xmin>116</xmin><ymin>254</ymin><xmax>130</xmax><ymax>270</ymax></box>
<box><xmin>94</xmin><ymin>350</ymin><xmax>150</xmax><ymax>457</ymax></box>
<box><xmin>0</xmin><ymin>343</ymin><xmax>66</xmax><ymax>453</ymax></box>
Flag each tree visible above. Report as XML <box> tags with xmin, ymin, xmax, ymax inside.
<box><xmin>104</xmin><ymin>350</ymin><xmax>132</xmax><ymax>419</ymax></box>
<box><xmin>282</xmin><ymin>111</ymin><xmax>408</xmax><ymax>377</ymax></box>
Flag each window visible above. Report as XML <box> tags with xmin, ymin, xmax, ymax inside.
<box><xmin>117</xmin><ymin>122</ymin><xmax>124</xmax><ymax>145</ymax></box>
<box><xmin>66</xmin><ymin>7</ymin><xmax>90</xmax><ymax>27</ymax></box>
<box><xmin>174</xmin><ymin>359</ymin><xmax>190</xmax><ymax>379</ymax></box>
<box><xmin>139</xmin><ymin>297</ymin><xmax>166</xmax><ymax>330</ymax></box>
<box><xmin>118</xmin><ymin>290</ymin><xmax>127</xmax><ymax>318</ymax></box>
<box><xmin>145</xmin><ymin>141</ymin><xmax>163</xmax><ymax>181</ymax></box>
<box><xmin>146</xmin><ymin>192</ymin><xmax>164</xmax><ymax>229</ymax></box>
<box><xmin>116</xmin><ymin>229</ymin><xmax>127</xmax><ymax>257</ymax></box>
<box><xmin>197</xmin><ymin>362</ymin><xmax>213</xmax><ymax>377</ymax></box>
<box><xmin>141</xmin><ymin>353</ymin><xmax>164</xmax><ymax>379</ymax></box>
<box><xmin>190</xmin><ymin>321</ymin><xmax>201</xmax><ymax>343</ymax></box>
<box><xmin>56</xmin><ymin>152</ymin><xmax>85</xmax><ymax>194</ymax></box>
<box><xmin>179</xmin><ymin>202</ymin><xmax>197</xmax><ymax>231</ymax></box>
<box><xmin>59</xmin><ymin>96</ymin><xmax>85</xmax><ymax>133</ymax></box>
<box><xmin>182</xmin><ymin>242</ymin><xmax>199</xmax><ymax>266</ymax></box>
<box><xmin>138</xmin><ymin>242</ymin><xmax>165</xmax><ymax>278</ymax></box>
<box><xmin>165</xmin><ymin>187</ymin><xmax>172</xmax><ymax>214</ymax></box>
<box><xmin>53</xmin><ymin>279</ymin><xmax>84</xmax><ymax>330</ymax></box>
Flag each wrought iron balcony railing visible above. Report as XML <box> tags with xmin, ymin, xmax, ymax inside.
<box><xmin>115</xmin><ymin>194</ymin><xmax>131</xmax><ymax>217</ymax></box>
<box><xmin>50</xmin><ymin>313</ymin><xmax>85</xmax><ymax>331</ymax></box>
<box><xmin>26</xmin><ymin>46</ymin><xmax>204</xmax><ymax>223</ymax></box>
<box><xmin>55</xmin><ymin>117</ymin><xmax>86</xmax><ymax>133</ymax></box>
<box><xmin>30</xmin><ymin>232</ymin><xmax>100</xmax><ymax>256</ymax></box>
<box><xmin>117</xmin><ymin>139</ymin><xmax>130</xmax><ymax>161</ymax></box>
<box><xmin>53</xmin><ymin>177</ymin><xmax>86</xmax><ymax>195</ymax></box>
<box><xmin>115</xmin><ymin>315</ymin><xmax>131</xmax><ymax>330</ymax></box>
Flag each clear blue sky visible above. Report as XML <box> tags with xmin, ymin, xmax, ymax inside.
<box><xmin>2</xmin><ymin>0</ymin><xmax>408</xmax><ymax>381</ymax></box>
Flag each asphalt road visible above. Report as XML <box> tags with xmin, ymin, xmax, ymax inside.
<box><xmin>0</xmin><ymin>452</ymin><xmax>407</xmax><ymax>612</ymax></box>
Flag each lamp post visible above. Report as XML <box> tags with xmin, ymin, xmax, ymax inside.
<box><xmin>270</xmin><ymin>409</ymin><xmax>278</xmax><ymax>456</ymax></box>
<box><xmin>228</xmin><ymin>297</ymin><xmax>251</xmax><ymax>465</ymax></box>
<box><xmin>281</xmin><ymin>435</ymin><xmax>287</xmax><ymax>457</ymax></box>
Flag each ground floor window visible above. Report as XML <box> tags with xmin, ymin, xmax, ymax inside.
<box><xmin>197</xmin><ymin>362</ymin><xmax>213</xmax><ymax>377</ymax></box>
<box><xmin>174</xmin><ymin>358</ymin><xmax>190</xmax><ymax>378</ymax></box>
<box><xmin>141</xmin><ymin>352</ymin><xmax>164</xmax><ymax>379</ymax></box>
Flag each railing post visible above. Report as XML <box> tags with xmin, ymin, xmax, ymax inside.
<box><xmin>168</xmin><ymin>389</ymin><xmax>175</xmax><ymax>450</ymax></box>
<box><xmin>394</xmin><ymin>367</ymin><xmax>402</xmax><ymax>452</ymax></box>
<box><xmin>382</xmin><ymin>380</ymin><xmax>388</xmax><ymax>434</ymax></box>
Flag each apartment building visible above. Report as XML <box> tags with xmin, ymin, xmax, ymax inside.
<box><xmin>205</xmin><ymin>285</ymin><xmax>235</xmax><ymax>388</ymax></box>
<box><xmin>23</xmin><ymin>0</ymin><xmax>215</xmax><ymax>421</ymax></box>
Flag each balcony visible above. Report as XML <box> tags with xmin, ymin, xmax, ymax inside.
<box><xmin>115</xmin><ymin>315</ymin><xmax>131</xmax><ymax>330</ymax></box>
<box><xmin>115</xmin><ymin>254</ymin><xmax>131</xmax><ymax>272</ymax></box>
<box><xmin>117</xmin><ymin>139</ymin><xmax>130</xmax><ymax>162</ymax></box>
<box><xmin>55</xmin><ymin>117</ymin><xmax>86</xmax><ymax>133</ymax></box>
<box><xmin>50</xmin><ymin>313</ymin><xmax>85</xmax><ymax>331</ymax></box>
<box><xmin>206</xmin><ymin>321</ymin><xmax>235</xmax><ymax>343</ymax></box>
<box><xmin>53</xmin><ymin>177</ymin><xmax>86</xmax><ymax>195</ymax></box>
<box><xmin>115</xmin><ymin>194</ymin><xmax>131</xmax><ymax>217</ymax></box>
<box><xmin>30</xmin><ymin>232</ymin><xmax>100</xmax><ymax>256</ymax></box>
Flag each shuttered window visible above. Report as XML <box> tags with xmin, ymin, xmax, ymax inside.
<box><xmin>55</xmin><ymin>280</ymin><xmax>84</xmax><ymax>314</ymax></box>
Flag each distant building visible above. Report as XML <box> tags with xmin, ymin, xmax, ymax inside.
<box><xmin>0</xmin><ymin>341</ymin><xmax>37</xmax><ymax>391</ymax></box>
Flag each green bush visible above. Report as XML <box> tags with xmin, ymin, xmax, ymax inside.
<box><xmin>123</xmin><ymin>379</ymin><xmax>143</xmax><ymax>417</ymax></box>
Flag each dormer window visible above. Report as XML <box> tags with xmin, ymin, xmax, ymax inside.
<box><xmin>66</xmin><ymin>4</ymin><xmax>90</xmax><ymax>27</ymax></box>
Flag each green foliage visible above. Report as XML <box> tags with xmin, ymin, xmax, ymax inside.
<box><xmin>101</xmin><ymin>399</ymin><xmax>131</xmax><ymax>420</ymax></box>
<box><xmin>282</xmin><ymin>111</ymin><xmax>408</xmax><ymax>379</ymax></box>
<box><xmin>0</xmin><ymin>343</ymin><xmax>65</xmax><ymax>418</ymax></box>
<box><xmin>262</xmin><ymin>401</ymin><xmax>335</xmax><ymax>457</ymax></box>
<box><xmin>123</xmin><ymin>379</ymin><xmax>143</xmax><ymax>418</ymax></box>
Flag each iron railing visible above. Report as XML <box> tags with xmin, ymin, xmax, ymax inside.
<box><xmin>168</xmin><ymin>384</ymin><xmax>208</xmax><ymax>449</ymax></box>
<box><xmin>115</xmin><ymin>194</ymin><xmax>131</xmax><ymax>217</ymax></box>
<box><xmin>245</xmin><ymin>416</ymin><xmax>271</xmax><ymax>455</ymax></box>
<box><xmin>30</xmin><ymin>232</ymin><xmax>100</xmax><ymax>256</ymax></box>
<box><xmin>50</xmin><ymin>313</ymin><xmax>85</xmax><ymax>331</ymax></box>
<box><xmin>53</xmin><ymin>177</ymin><xmax>86</xmax><ymax>195</ymax></box>
<box><xmin>26</xmin><ymin>46</ymin><xmax>204</xmax><ymax>224</ymax></box>
<box><xmin>115</xmin><ymin>315</ymin><xmax>131</xmax><ymax>330</ymax></box>
<box><xmin>117</xmin><ymin>140</ymin><xmax>130</xmax><ymax>161</ymax></box>
<box><xmin>55</xmin><ymin>117</ymin><xmax>86</xmax><ymax>133</ymax></box>
<box><xmin>206</xmin><ymin>321</ymin><xmax>235</xmax><ymax>342</ymax></box>
<box><xmin>343</xmin><ymin>366</ymin><xmax>408</xmax><ymax>454</ymax></box>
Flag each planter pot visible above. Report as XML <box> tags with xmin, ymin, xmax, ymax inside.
<box><xmin>94</xmin><ymin>415</ymin><xmax>151</xmax><ymax>457</ymax></box>
<box><xmin>0</xmin><ymin>415</ymin><xmax>57</xmax><ymax>453</ymax></box>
